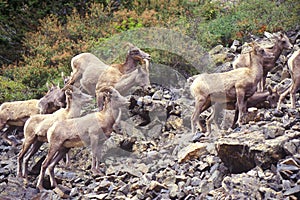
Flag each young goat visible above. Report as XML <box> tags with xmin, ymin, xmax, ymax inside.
<box><xmin>66</xmin><ymin>44</ymin><xmax>150</xmax><ymax>96</ymax></box>
<box><xmin>0</xmin><ymin>84</ymin><xmax>66</xmax><ymax>146</ymax></box>
<box><xmin>206</xmin><ymin>86</ymin><xmax>280</xmax><ymax>133</ymax></box>
<box><xmin>277</xmin><ymin>49</ymin><xmax>300</xmax><ymax>109</ymax></box>
<box><xmin>190</xmin><ymin>43</ymin><xmax>274</xmax><ymax>136</ymax></box>
<box><xmin>36</xmin><ymin>86</ymin><xmax>129</xmax><ymax>190</ymax></box>
<box><xmin>17</xmin><ymin>86</ymin><xmax>92</xmax><ymax>181</ymax></box>
<box><xmin>233</xmin><ymin>32</ymin><xmax>293</xmax><ymax>92</ymax></box>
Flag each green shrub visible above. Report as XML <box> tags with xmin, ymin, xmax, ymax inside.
<box><xmin>195</xmin><ymin>0</ymin><xmax>300</xmax><ymax>48</ymax></box>
<box><xmin>1</xmin><ymin>0</ymin><xmax>299</xmax><ymax>103</ymax></box>
<box><xmin>0</xmin><ymin>76</ymin><xmax>36</xmax><ymax>103</ymax></box>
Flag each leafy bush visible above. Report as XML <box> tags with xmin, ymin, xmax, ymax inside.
<box><xmin>195</xmin><ymin>0</ymin><xmax>300</xmax><ymax>48</ymax></box>
<box><xmin>0</xmin><ymin>76</ymin><xmax>35</xmax><ymax>103</ymax></box>
<box><xmin>0</xmin><ymin>0</ymin><xmax>299</xmax><ymax>102</ymax></box>
<box><xmin>1</xmin><ymin>64</ymin><xmax>58</xmax><ymax>97</ymax></box>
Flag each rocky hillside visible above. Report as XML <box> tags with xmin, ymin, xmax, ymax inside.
<box><xmin>0</xmin><ymin>29</ymin><xmax>300</xmax><ymax>199</ymax></box>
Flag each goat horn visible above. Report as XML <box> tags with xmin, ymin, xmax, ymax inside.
<box><xmin>141</xmin><ymin>59</ymin><xmax>150</xmax><ymax>72</ymax></box>
<box><xmin>62</xmin><ymin>84</ymin><xmax>71</xmax><ymax>91</ymax></box>
<box><xmin>98</xmin><ymin>86</ymin><xmax>114</xmax><ymax>93</ymax></box>
<box><xmin>124</xmin><ymin>42</ymin><xmax>135</xmax><ymax>49</ymax></box>
<box><xmin>264</xmin><ymin>31</ymin><xmax>273</xmax><ymax>39</ymax></box>
<box><xmin>46</xmin><ymin>82</ymin><xmax>50</xmax><ymax>90</ymax></box>
<box><xmin>50</xmin><ymin>80</ymin><xmax>56</xmax><ymax>87</ymax></box>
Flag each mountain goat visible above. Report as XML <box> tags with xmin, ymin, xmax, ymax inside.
<box><xmin>0</xmin><ymin>84</ymin><xmax>66</xmax><ymax>146</ymax></box>
<box><xmin>190</xmin><ymin>43</ymin><xmax>274</xmax><ymax>137</ymax></box>
<box><xmin>65</xmin><ymin>44</ymin><xmax>150</xmax><ymax>96</ymax></box>
<box><xmin>233</xmin><ymin>32</ymin><xmax>293</xmax><ymax>92</ymax></box>
<box><xmin>277</xmin><ymin>49</ymin><xmax>300</xmax><ymax>109</ymax></box>
<box><xmin>17</xmin><ymin>86</ymin><xmax>92</xmax><ymax>181</ymax></box>
<box><xmin>36</xmin><ymin>86</ymin><xmax>129</xmax><ymax>190</ymax></box>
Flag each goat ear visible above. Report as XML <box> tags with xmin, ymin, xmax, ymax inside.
<box><xmin>50</xmin><ymin>80</ymin><xmax>55</xmax><ymax>86</ymax></box>
<box><xmin>264</xmin><ymin>31</ymin><xmax>273</xmax><ymax>39</ymax></box>
<box><xmin>125</xmin><ymin>42</ymin><xmax>135</xmax><ymax>49</ymax></box>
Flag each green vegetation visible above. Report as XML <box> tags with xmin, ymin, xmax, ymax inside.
<box><xmin>0</xmin><ymin>0</ymin><xmax>299</xmax><ymax>102</ymax></box>
<box><xmin>0</xmin><ymin>76</ymin><xmax>35</xmax><ymax>103</ymax></box>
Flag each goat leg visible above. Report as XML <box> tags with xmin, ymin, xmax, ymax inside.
<box><xmin>290</xmin><ymin>79</ymin><xmax>300</xmax><ymax>109</ymax></box>
<box><xmin>48</xmin><ymin>147</ymin><xmax>70</xmax><ymax>188</ymax></box>
<box><xmin>191</xmin><ymin>97</ymin><xmax>211</xmax><ymax>135</ymax></box>
<box><xmin>277</xmin><ymin>85</ymin><xmax>292</xmax><ymax>110</ymax></box>
<box><xmin>231</xmin><ymin>106</ymin><xmax>239</xmax><ymax>129</ymax></box>
<box><xmin>112</xmin><ymin>108</ymin><xmax>122</xmax><ymax>134</ymax></box>
<box><xmin>236</xmin><ymin>88</ymin><xmax>246</xmax><ymax>127</ymax></box>
<box><xmin>1</xmin><ymin>126</ymin><xmax>19</xmax><ymax>147</ymax></box>
<box><xmin>206</xmin><ymin>104</ymin><xmax>223</xmax><ymax>133</ymax></box>
<box><xmin>36</xmin><ymin>142</ymin><xmax>63</xmax><ymax>191</ymax></box>
<box><xmin>257</xmin><ymin>79</ymin><xmax>264</xmax><ymax>92</ymax></box>
<box><xmin>22</xmin><ymin>140</ymin><xmax>43</xmax><ymax>181</ymax></box>
<box><xmin>90</xmin><ymin>133</ymin><xmax>107</xmax><ymax>174</ymax></box>
<box><xmin>206</xmin><ymin>111</ymin><xmax>214</xmax><ymax>134</ymax></box>
<box><xmin>17</xmin><ymin>136</ymin><xmax>36</xmax><ymax>178</ymax></box>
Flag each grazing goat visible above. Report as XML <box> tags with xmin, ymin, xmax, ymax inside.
<box><xmin>206</xmin><ymin>86</ymin><xmax>280</xmax><ymax>133</ymax></box>
<box><xmin>17</xmin><ymin>86</ymin><xmax>92</xmax><ymax>181</ymax></box>
<box><xmin>65</xmin><ymin>44</ymin><xmax>150</xmax><ymax>96</ymax></box>
<box><xmin>0</xmin><ymin>84</ymin><xmax>66</xmax><ymax>146</ymax></box>
<box><xmin>190</xmin><ymin>43</ymin><xmax>274</xmax><ymax>136</ymax></box>
<box><xmin>233</xmin><ymin>32</ymin><xmax>293</xmax><ymax>92</ymax></box>
<box><xmin>96</xmin><ymin>58</ymin><xmax>151</xmax><ymax>109</ymax></box>
<box><xmin>277</xmin><ymin>49</ymin><xmax>300</xmax><ymax>109</ymax></box>
<box><xmin>36</xmin><ymin>86</ymin><xmax>129</xmax><ymax>190</ymax></box>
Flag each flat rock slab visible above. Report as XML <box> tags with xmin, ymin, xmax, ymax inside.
<box><xmin>216</xmin><ymin>130</ymin><xmax>300</xmax><ymax>173</ymax></box>
<box><xmin>177</xmin><ymin>142</ymin><xmax>208</xmax><ymax>163</ymax></box>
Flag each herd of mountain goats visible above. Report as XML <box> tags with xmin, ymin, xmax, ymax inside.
<box><xmin>0</xmin><ymin>32</ymin><xmax>299</xmax><ymax>191</ymax></box>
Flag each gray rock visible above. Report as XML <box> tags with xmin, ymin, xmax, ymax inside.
<box><xmin>216</xmin><ymin>130</ymin><xmax>300</xmax><ymax>173</ymax></box>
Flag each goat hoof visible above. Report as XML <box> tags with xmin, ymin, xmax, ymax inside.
<box><xmin>273</xmin><ymin>110</ymin><xmax>284</xmax><ymax>117</ymax></box>
<box><xmin>233</xmin><ymin>127</ymin><xmax>241</xmax><ymax>132</ymax></box>
<box><xmin>91</xmin><ymin>168</ymin><xmax>105</xmax><ymax>176</ymax></box>
<box><xmin>191</xmin><ymin>132</ymin><xmax>205</xmax><ymax>142</ymax></box>
<box><xmin>36</xmin><ymin>185</ymin><xmax>46</xmax><ymax>193</ymax></box>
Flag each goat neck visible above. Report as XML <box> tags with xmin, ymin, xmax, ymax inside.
<box><xmin>66</xmin><ymin>99</ymin><xmax>82</xmax><ymax>118</ymax></box>
<box><xmin>121</xmin><ymin>54</ymin><xmax>140</xmax><ymax>73</ymax></box>
<box><xmin>96</xmin><ymin>101</ymin><xmax>121</xmax><ymax>137</ymax></box>
<box><xmin>114</xmin><ymin>70</ymin><xmax>138</xmax><ymax>95</ymax></box>
<box><xmin>264</xmin><ymin>42</ymin><xmax>282</xmax><ymax>66</ymax></box>
<box><xmin>66</xmin><ymin>93</ymin><xmax>91</xmax><ymax>118</ymax></box>
<box><xmin>248</xmin><ymin>49</ymin><xmax>264</xmax><ymax>84</ymax></box>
